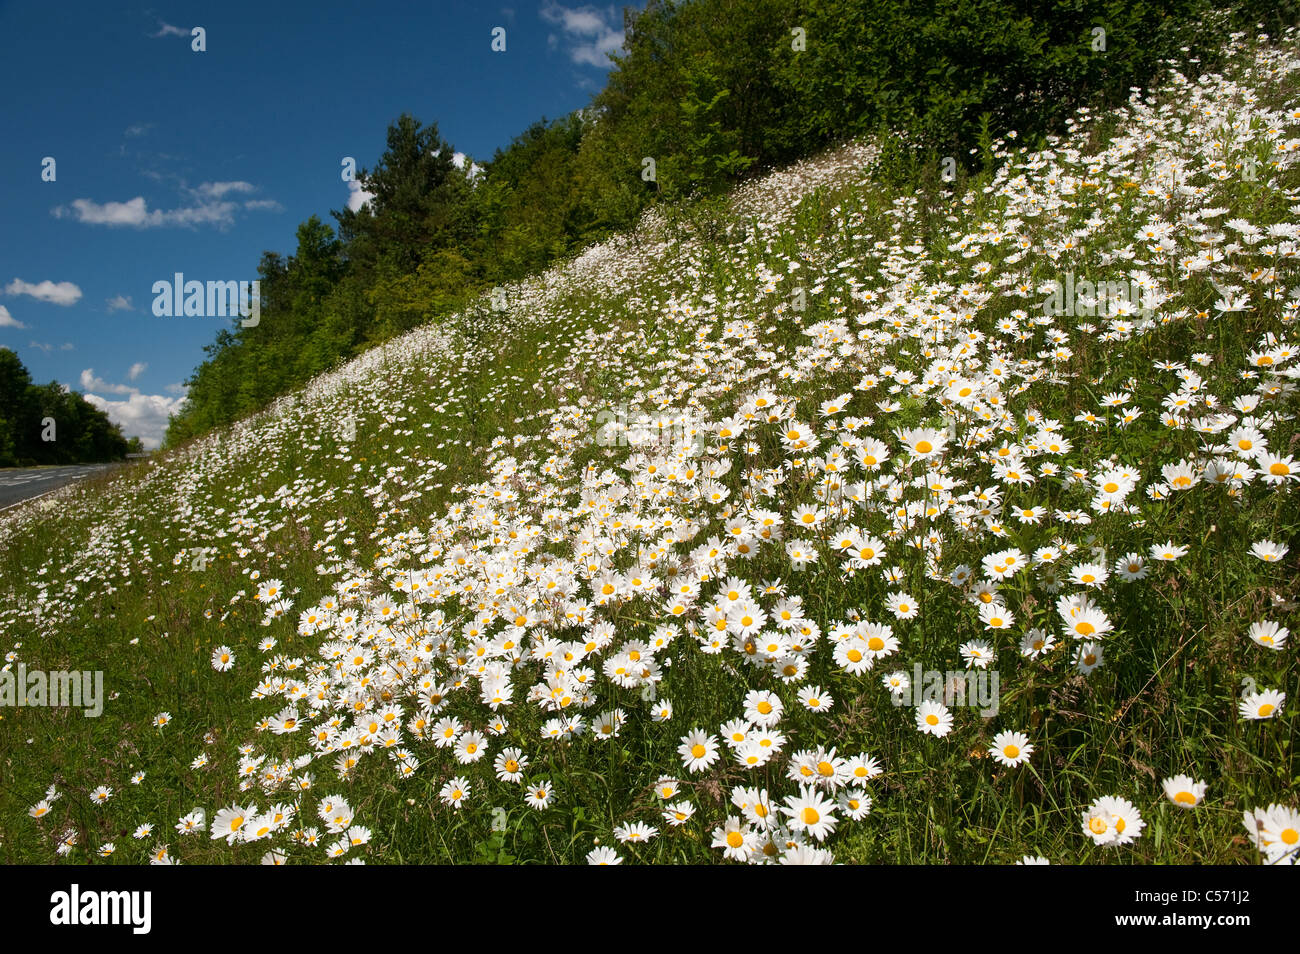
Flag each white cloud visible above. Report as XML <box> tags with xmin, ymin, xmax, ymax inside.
<box><xmin>107</xmin><ymin>295</ymin><xmax>134</xmax><ymax>312</ymax></box>
<box><xmin>452</xmin><ymin>152</ymin><xmax>485</xmax><ymax>182</ymax></box>
<box><xmin>80</xmin><ymin>368</ymin><xmax>137</xmax><ymax>396</ymax></box>
<box><xmin>151</xmin><ymin>20</ymin><xmax>190</xmax><ymax>38</ymax></box>
<box><xmin>542</xmin><ymin>3</ymin><xmax>607</xmax><ymax>35</ymax></box>
<box><xmin>164</xmin><ymin>382</ymin><xmax>189</xmax><ymax>396</ymax></box>
<box><xmin>29</xmin><ymin>341</ymin><xmax>54</xmax><ymax>353</ymax></box>
<box><xmin>61</xmin><ymin>342</ymin><xmax>75</xmax><ymax>350</ymax></box>
<box><xmin>54</xmin><ymin>197</ymin><xmax>149</xmax><ymax>226</ymax></box>
<box><xmin>6</xmin><ymin>278</ymin><xmax>83</xmax><ymax>306</ymax></box>
<box><xmin>82</xmin><ymin>391</ymin><xmax>183</xmax><ymax>450</ymax></box>
<box><xmin>0</xmin><ymin>305</ymin><xmax>24</xmax><ymax>329</ymax></box>
<box><xmin>53</xmin><ymin>181</ymin><xmax>276</xmax><ymax>230</ymax></box>
<box><xmin>77</xmin><ymin>366</ymin><xmax>181</xmax><ymax>447</ymax></box>
<box><xmin>540</xmin><ymin>2</ymin><xmax>624</xmax><ymax>68</ymax></box>
<box><xmin>346</xmin><ymin>179</ymin><xmax>376</xmax><ymax>212</ymax></box>
<box><xmin>195</xmin><ymin>181</ymin><xmax>256</xmax><ymax>199</ymax></box>
<box><xmin>54</xmin><ymin>196</ymin><xmax>238</xmax><ymax>229</ymax></box>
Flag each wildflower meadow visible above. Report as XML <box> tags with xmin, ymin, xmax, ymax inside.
<box><xmin>1</xmin><ymin>25</ymin><xmax>1297</xmax><ymax>869</ymax></box>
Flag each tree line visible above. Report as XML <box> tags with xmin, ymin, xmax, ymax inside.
<box><xmin>163</xmin><ymin>0</ymin><xmax>1291</xmax><ymax>446</ymax></box>
<box><xmin>0</xmin><ymin>348</ymin><xmax>136</xmax><ymax>467</ymax></box>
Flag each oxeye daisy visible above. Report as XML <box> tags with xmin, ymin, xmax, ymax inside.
<box><xmin>211</xmin><ymin>804</ymin><xmax>249</xmax><ymax>844</ymax></box>
<box><xmin>1083</xmin><ymin>795</ymin><xmax>1144</xmax><ymax>845</ymax></box>
<box><xmin>961</xmin><ymin>639</ymin><xmax>996</xmax><ymax>668</ymax></box>
<box><xmin>977</xmin><ymin>602</ymin><xmax>1014</xmax><ymax>632</ymax></box>
<box><xmin>734</xmin><ymin>739</ymin><xmax>771</xmax><ymax>768</ymax></box>
<box><xmin>1020</xmin><ymin>627</ymin><xmax>1055</xmax><ymax>657</ymax></box>
<box><xmin>90</xmin><ymin>785</ymin><xmax>113</xmax><ymax>805</ymax></box>
<box><xmin>678</xmin><ymin>729</ymin><xmax>720</xmax><ymax>772</ymax></box>
<box><xmin>781</xmin><ymin>784</ymin><xmax>838</xmax><ymax>841</ymax></box>
<box><xmin>1258</xmin><ymin>453</ymin><xmax>1298</xmax><ymax>484</ymax></box>
<box><xmin>1069</xmin><ymin>562</ymin><xmax>1109</xmax><ymax>588</ymax></box>
<box><xmin>989</xmin><ymin>731</ymin><xmax>1033</xmax><ymax>767</ymax></box>
<box><xmin>1249</xmin><ymin>539</ymin><xmax>1289</xmax><ymax>563</ymax></box>
<box><xmin>662</xmin><ymin>800</ymin><xmax>695</xmax><ymax>826</ymax></box>
<box><xmin>916</xmin><ymin>700</ymin><xmax>953</xmax><ymax>737</ymax></box>
<box><xmin>654</xmin><ymin>777</ymin><xmax>680</xmax><ymax>800</ymax></box>
<box><xmin>743</xmin><ymin>689</ymin><xmax>784</xmax><ymax>726</ymax></box>
<box><xmin>614</xmin><ymin>821</ymin><xmax>657</xmax><ymax>844</ymax></box>
<box><xmin>797</xmin><ymin>684</ymin><xmax>833</xmax><ymax>712</ymax></box>
<box><xmin>525</xmin><ymin>781</ymin><xmax>553</xmax><ymax>810</ymax></box>
<box><xmin>885</xmin><ymin>591</ymin><xmax>919</xmax><ymax>620</ymax></box>
<box><xmin>839</xmin><ymin>788</ymin><xmax>873</xmax><ymax>820</ymax></box>
<box><xmin>1113</xmin><ymin>552</ymin><xmax>1149</xmax><ymax>580</ymax></box>
<box><xmin>1259</xmin><ymin>805</ymin><xmax>1300</xmax><ymax>862</ymax></box>
<box><xmin>439</xmin><ymin>776</ymin><xmax>471</xmax><ymax>808</ymax></box>
<box><xmin>586</xmin><ymin>845</ymin><xmax>622</xmax><ymax>865</ymax></box>
<box><xmin>1076</xmin><ymin>641</ymin><xmax>1104</xmax><ymax>673</ymax></box>
<box><xmin>882</xmin><ymin>670</ymin><xmax>910</xmax><ymax>697</ymax></box>
<box><xmin>175</xmin><ymin>810</ymin><xmax>206</xmax><ymax>834</ymax></box>
<box><xmin>845</xmin><ymin>752</ymin><xmax>883</xmax><ymax>783</ymax></box>
<box><xmin>1150</xmin><ymin>540</ymin><xmax>1188</xmax><ymax>561</ymax></box>
<box><xmin>1247</xmin><ymin>620</ymin><xmax>1289</xmax><ymax>650</ymax></box>
<box><xmin>711</xmin><ymin>816</ymin><xmax>757</xmax><ymax>861</ymax></box>
<box><xmin>1162</xmin><ymin>775</ymin><xmax>1208</xmax><ymax>808</ymax></box>
<box><xmin>1239</xmin><ymin>688</ymin><xmax>1285</xmax><ymax>720</ymax></box>
<box><xmin>211</xmin><ymin>645</ymin><xmax>235</xmax><ymax>671</ymax></box>
<box><xmin>454</xmin><ymin>730</ymin><xmax>487</xmax><ymax>764</ymax></box>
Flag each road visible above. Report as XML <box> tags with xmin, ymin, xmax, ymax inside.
<box><xmin>0</xmin><ymin>463</ymin><xmax>122</xmax><ymax>510</ymax></box>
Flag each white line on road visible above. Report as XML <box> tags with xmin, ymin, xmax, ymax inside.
<box><xmin>0</xmin><ymin>487</ymin><xmax>60</xmax><ymax>513</ymax></box>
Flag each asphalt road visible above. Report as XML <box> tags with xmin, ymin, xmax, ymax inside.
<box><xmin>0</xmin><ymin>463</ymin><xmax>121</xmax><ymax>510</ymax></box>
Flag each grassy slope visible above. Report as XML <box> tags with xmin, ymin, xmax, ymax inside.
<box><xmin>1</xmin><ymin>32</ymin><xmax>1298</xmax><ymax>865</ymax></box>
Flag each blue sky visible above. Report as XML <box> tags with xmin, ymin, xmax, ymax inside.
<box><xmin>0</xmin><ymin>1</ymin><xmax>634</xmax><ymax>446</ymax></box>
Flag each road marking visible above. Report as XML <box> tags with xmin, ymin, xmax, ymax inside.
<box><xmin>0</xmin><ymin>487</ymin><xmax>61</xmax><ymax>513</ymax></box>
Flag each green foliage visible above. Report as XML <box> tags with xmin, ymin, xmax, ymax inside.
<box><xmin>0</xmin><ymin>348</ymin><xmax>130</xmax><ymax>466</ymax></box>
<box><xmin>166</xmin><ymin>1</ymin><xmax>1292</xmax><ymax>448</ymax></box>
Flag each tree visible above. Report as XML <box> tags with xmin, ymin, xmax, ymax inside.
<box><xmin>334</xmin><ymin>114</ymin><xmax>474</xmax><ymax>275</ymax></box>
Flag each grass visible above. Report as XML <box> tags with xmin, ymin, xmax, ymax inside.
<box><xmin>0</xmin><ymin>30</ymin><xmax>1297</xmax><ymax>865</ymax></box>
